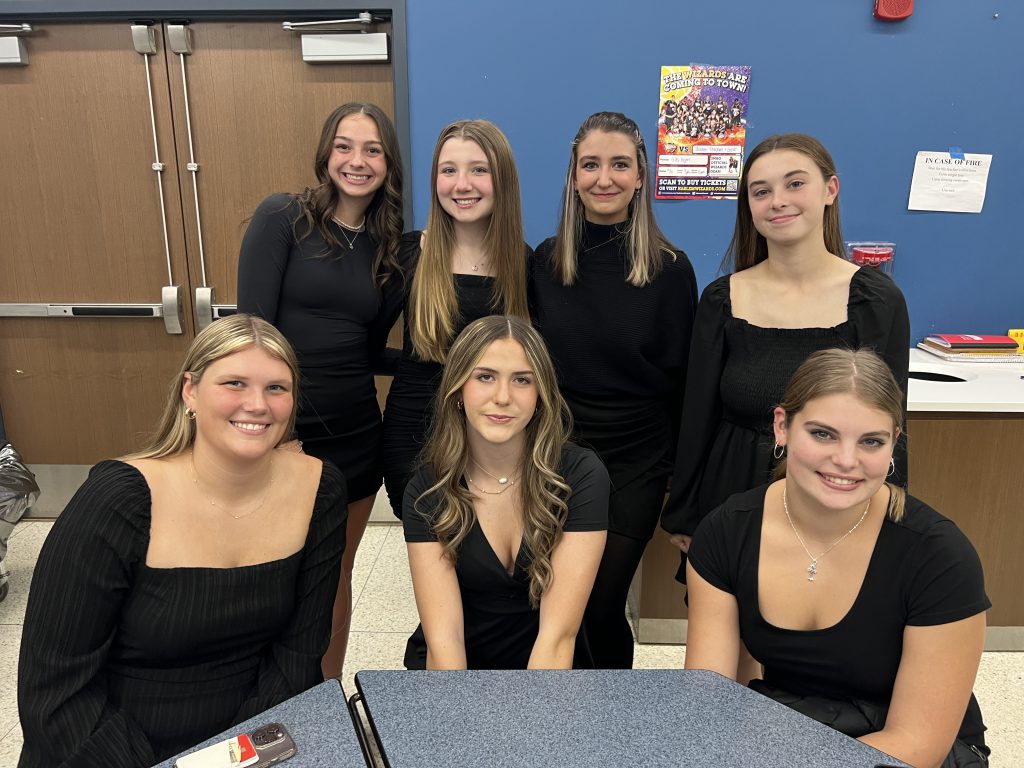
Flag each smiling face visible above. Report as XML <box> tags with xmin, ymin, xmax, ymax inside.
<box><xmin>435</xmin><ymin>137</ymin><xmax>495</xmax><ymax>226</ymax></box>
<box><xmin>183</xmin><ymin>345</ymin><xmax>294</xmax><ymax>461</ymax></box>
<box><xmin>460</xmin><ymin>337</ymin><xmax>538</xmax><ymax>452</ymax></box>
<box><xmin>326</xmin><ymin>113</ymin><xmax>387</xmax><ymax>205</ymax></box>
<box><xmin>745</xmin><ymin>148</ymin><xmax>838</xmax><ymax>250</ymax></box>
<box><xmin>774</xmin><ymin>392</ymin><xmax>897</xmax><ymax>515</ymax></box>
<box><xmin>574</xmin><ymin>130</ymin><xmax>643</xmax><ymax>225</ymax></box>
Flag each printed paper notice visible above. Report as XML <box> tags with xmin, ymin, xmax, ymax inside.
<box><xmin>655</xmin><ymin>64</ymin><xmax>751</xmax><ymax>200</ymax></box>
<box><xmin>908</xmin><ymin>152</ymin><xmax>992</xmax><ymax>213</ymax></box>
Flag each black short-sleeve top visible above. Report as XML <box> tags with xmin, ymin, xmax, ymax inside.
<box><xmin>402</xmin><ymin>443</ymin><xmax>609</xmax><ymax>669</ymax></box>
<box><xmin>688</xmin><ymin>485</ymin><xmax>989</xmax><ymax>748</ymax></box>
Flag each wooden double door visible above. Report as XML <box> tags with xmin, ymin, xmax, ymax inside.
<box><xmin>0</xmin><ymin>18</ymin><xmax>395</xmax><ymax>465</ymax></box>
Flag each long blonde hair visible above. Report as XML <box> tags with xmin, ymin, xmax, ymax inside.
<box><xmin>551</xmin><ymin>111</ymin><xmax>675</xmax><ymax>287</ymax></box>
<box><xmin>724</xmin><ymin>133</ymin><xmax>845</xmax><ymax>274</ymax></box>
<box><xmin>124</xmin><ymin>314</ymin><xmax>299</xmax><ymax>460</ymax></box>
<box><xmin>408</xmin><ymin>120</ymin><xmax>529</xmax><ymax>363</ymax></box>
<box><xmin>773</xmin><ymin>348</ymin><xmax>906</xmax><ymax>521</ymax></box>
<box><xmin>414</xmin><ymin>316</ymin><xmax>573</xmax><ymax>607</ymax></box>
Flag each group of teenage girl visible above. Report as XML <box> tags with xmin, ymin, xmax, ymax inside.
<box><xmin>16</xmin><ymin>102</ymin><xmax>990</xmax><ymax>768</ymax></box>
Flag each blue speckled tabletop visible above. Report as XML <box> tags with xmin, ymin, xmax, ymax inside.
<box><xmin>355</xmin><ymin>668</ymin><xmax>909</xmax><ymax>768</ymax></box>
<box><xmin>154</xmin><ymin>679</ymin><xmax>366</xmax><ymax>768</ymax></box>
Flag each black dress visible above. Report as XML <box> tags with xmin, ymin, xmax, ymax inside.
<box><xmin>381</xmin><ymin>233</ymin><xmax>531</xmax><ymax>515</ymax></box>
<box><xmin>531</xmin><ymin>223</ymin><xmax>697</xmax><ymax>540</ymax></box>
<box><xmin>402</xmin><ymin>443</ymin><xmax>609</xmax><ymax>669</ymax></box>
<box><xmin>661</xmin><ymin>268</ymin><xmax>910</xmax><ymax>556</ymax></box>
<box><xmin>238</xmin><ymin>193</ymin><xmax>408</xmax><ymax>500</ymax></box>
<box><xmin>688</xmin><ymin>485</ymin><xmax>989</xmax><ymax>755</ymax></box>
<box><xmin>18</xmin><ymin>460</ymin><xmax>347</xmax><ymax>768</ymax></box>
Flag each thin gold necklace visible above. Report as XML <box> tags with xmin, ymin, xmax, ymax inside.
<box><xmin>190</xmin><ymin>452</ymin><xmax>274</xmax><ymax>520</ymax></box>
<box><xmin>782</xmin><ymin>483</ymin><xmax>871</xmax><ymax>582</ymax></box>
<box><xmin>465</xmin><ymin>472</ymin><xmax>516</xmax><ymax>496</ymax></box>
<box><xmin>471</xmin><ymin>458</ymin><xmax>515</xmax><ymax>486</ymax></box>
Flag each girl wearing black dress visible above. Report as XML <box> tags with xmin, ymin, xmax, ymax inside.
<box><xmin>531</xmin><ymin>112</ymin><xmax>697</xmax><ymax>669</ymax></box>
<box><xmin>237</xmin><ymin>103</ymin><xmax>405</xmax><ymax>677</ymax></box>
<box><xmin>403</xmin><ymin>316</ymin><xmax>608</xmax><ymax>669</ymax></box>
<box><xmin>661</xmin><ymin>134</ymin><xmax>909</xmax><ymax>574</ymax></box>
<box><xmin>381</xmin><ymin>120</ymin><xmax>530</xmax><ymax>517</ymax></box>
<box><xmin>19</xmin><ymin>315</ymin><xmax>346</xmax><ymax>767</ymax></box>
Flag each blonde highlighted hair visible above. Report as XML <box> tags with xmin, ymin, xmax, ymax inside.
<box><xmin>408</xmin><ymin>120</ymin><xmax>529</xmax><ymax>363</ymax></box>
<box><xmin>773</xmin><ymin>348</ymin><xmax>906</xmax><ymax>522</ymax></box>
<box><xmin>124</xmin><ymin>314</ymin><xmax>299</xmax><ymax>460</ymax></box>
<box><xmin>551</xmin><ymin>111</ymin><xmax>676</xmax><ymax>287</ymax></box>
<box><xmin>414</xmin><ymin>316</ymin><xmax>573</xmax><ymax>607</ymax></box>
<box><xmin>724</xmin><ymin>133</ymin><xmax>845</xmax><ymax>274</ymax></box>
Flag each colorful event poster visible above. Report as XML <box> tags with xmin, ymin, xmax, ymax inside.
<box><xmin>656</xmin><ymin>65</ymin><xmax>752</xmax><ymax>200</ymax></box>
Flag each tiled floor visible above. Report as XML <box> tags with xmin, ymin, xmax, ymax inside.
<box><xmin>2</xmin><ymin>521</ymin><xmax>1021</xmax><ymax>766</ymax></box>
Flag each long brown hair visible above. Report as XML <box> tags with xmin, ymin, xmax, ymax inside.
<box><xmin>773</xmin><ymin>348</ymin><xmax>906</xmax><ymax>522</ymax></box>
<box><xmin>723</xmin><ymin>133</ymin><xmax>845</xmax><ymax>273</ymax></box>
<box><xmin>124</xmin><ymin>314</ymin><xmax>299</xmax><ymax>460</ymax></box>
<box><xmin>293</xmin><ymin>102</ymin><xmax>404</xmax><ymax>288</ymax></box>
<box><xmin>408</xmin><ymin>120</ymin><xmax>529</xmax><ymax>363</ymax></box>
<box><xmin>413</xmin><ymin>316</ymin><xmax>573</xmax><ymax>607</ymax></box>
<box><xmin>551</xmin><ymin>111</ymin><xmax>675</xmax><ymax>286</ymax></box>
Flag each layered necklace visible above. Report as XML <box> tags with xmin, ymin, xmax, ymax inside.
<box><xmin>465</xmin><ymin>458</ymin><xmax>518</xmax><ymax>496</ymax></box>
<box><xmin>332</xmin><ymin>215</ymin><xmax>365</xmax><ymax>250</ymax></box>
<box><xmin>782</xmin><ymin>483</ymin><xmax>871</xmax><ymax>582</ymax></box>
<box><xmin>190</xmin><ymin>452</ymin><xmax>275</xmax><ymax>520</ymax></box>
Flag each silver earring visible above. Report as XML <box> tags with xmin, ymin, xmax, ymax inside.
<box><xmin>773</xmin><ymin>441</ymin><xmax>785</xmax><ymax>460</ymax></box>
<box><xmin>888</xmin><ymin>458</ymin><xmax>896</xmax><ymax>477</ymax></box>
<box><xmin>185</xmin><ymin>407</ymin><xmax>196</xmax><ymax>420</ymax></box>
<box><xmin>456</xmin><ymin>399</ymin><xmax>463</xmax><ymax>411</ymax></box>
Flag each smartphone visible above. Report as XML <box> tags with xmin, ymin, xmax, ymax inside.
<box><xmin>175</xmin><ymin>734</ymin><xmax>259</xmax><ymax>768</ymax></box>
<box><xmin>250</xmin><ymin>723</ymin><xmax>297</xmax><ymax>765</ymax></box>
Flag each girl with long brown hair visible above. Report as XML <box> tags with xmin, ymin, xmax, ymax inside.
<box><xmin>237</xmin><ymin>102</ymin><xmax>406</xmax><ymax>677</ymax></box>
<box><xmin>661</xmin><ymin>134</ymin><xmax>909</xmax><ymax>577</ymax></box>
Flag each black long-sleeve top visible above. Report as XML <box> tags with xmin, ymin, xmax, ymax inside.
<box><xmin>531</xmin><ymin>222</ymin><xmax>698</xmax><ymax>406</ymax></box>
<box><xmin>18</xmin><ymin>460</ymin><xmax>347</xmax><ymax>767</ymax></box>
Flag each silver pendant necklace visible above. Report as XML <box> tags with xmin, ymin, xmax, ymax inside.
<box><xmin>782</xmin><ymin>483</ymin><xmax>871</xmax><ymax>582</ymax></box>
<box><xmin>332</xmin><ymin>216</ymin><xmax>365</xmax><ymax>250</ymax></box>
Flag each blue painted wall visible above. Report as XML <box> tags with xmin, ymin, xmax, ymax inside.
<box><xmin>405</xmin><ymin>0</ymin><xmax>1021</xmax><ymax>343</ymax></box>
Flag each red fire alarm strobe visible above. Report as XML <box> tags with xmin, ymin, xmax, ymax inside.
<box><xmin>874</xmin><ymin>0</ymin><xmax>913</xmax><ymax>21</ymax></box>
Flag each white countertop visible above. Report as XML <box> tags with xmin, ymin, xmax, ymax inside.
<box><xmin>908</xmin><ymin>348</ymin><xmax>1024</xmax><ymax>413</ymax></box>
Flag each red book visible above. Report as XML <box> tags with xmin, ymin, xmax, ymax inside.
<box><xmin>927</xmin><ymin>334</ymin><xmax>1019</xmax><ymax>350</ymax></box>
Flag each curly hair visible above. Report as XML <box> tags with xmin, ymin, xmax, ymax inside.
<box><xmin>292</xmin><ymin>102</ymin><xmax>404</xmax><ymax>289</ymax></box>
<box><xmin>413</xmin><ymin>316</ymin><xmax>573</xmax><ymax>607</ymax></box>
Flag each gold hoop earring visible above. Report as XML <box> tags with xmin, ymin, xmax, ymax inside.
<box><xmin>185</xmin><ymin>407</ymin><xmax>196</xmax><ymax>420</ymax></box>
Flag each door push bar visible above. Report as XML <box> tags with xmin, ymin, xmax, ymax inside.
<box><xmin>0</xmin><ymin>285</ymin><xmax>185</xmax><ymax>335</ymax></box>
